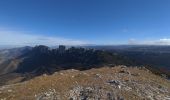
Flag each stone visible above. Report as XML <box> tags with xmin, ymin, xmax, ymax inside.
<box><xmin>7</xmin><ymin>89</ymin><xmax>12</xmax><ymax>92</ymax></box>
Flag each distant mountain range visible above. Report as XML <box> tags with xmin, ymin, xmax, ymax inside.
<box><xmin>1</xmin><ymin>45</ymin><xmax>133</xmax><ymax>75</ymax></box>
<box><xmin>85</xmin><ymin>45</ymin><xmax>170</xmax><ymax>68</ymax></box>
<box><xmin>0</xmin><ymin>45</ymin><xmax>170</xmax><ymax>86</ymax></box>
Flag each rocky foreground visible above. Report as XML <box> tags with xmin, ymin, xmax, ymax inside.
<box><xmin>0</xmin><ymin>66</ymin><xmax>170</xmax><ymax>100</ymax></box>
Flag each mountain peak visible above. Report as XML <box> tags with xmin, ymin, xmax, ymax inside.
<box><xmin>0</xmin><ymin>66</ymin><xmax>169</xmax><ymax>100</ymax></box>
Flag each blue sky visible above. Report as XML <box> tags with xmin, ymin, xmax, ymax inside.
<box><xmin>0</xmin><ymin>0</ymin><xmax>170</xmax><ymax>46</ymax></box>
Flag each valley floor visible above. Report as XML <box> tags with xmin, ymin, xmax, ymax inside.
<box><xmin>0</xmin><ymin>66</ymin><xmax>170</xmax><ymax>100</ymax></box>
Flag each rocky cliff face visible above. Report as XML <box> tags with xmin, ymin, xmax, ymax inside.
<box><xmin>0</xmin><ymin>65</ymin><xmax>169</xmax><ymax>100</ymax></box>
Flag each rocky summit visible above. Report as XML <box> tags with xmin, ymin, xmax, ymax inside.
<box><xmin>0</xmin><ymin>65</ymin><xmax>169</xmax><ymax>100</ymax></box>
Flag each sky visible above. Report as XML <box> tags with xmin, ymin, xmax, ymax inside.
<box><xmin>0</xmin><ymin>0</ymin><xmax>170</xmax><ymax>46</ymax></box>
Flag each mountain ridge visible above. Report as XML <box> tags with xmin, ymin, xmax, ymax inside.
<box><xmin>0</xmin><ymin>45</ymin><xmax>169</xmax><ymax>86</ymax></box>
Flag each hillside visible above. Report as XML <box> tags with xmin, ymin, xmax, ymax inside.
<box><xmin>0</xmin><ymin>46</ymin><xmax>169</xmax><ymax>100</ymax></box>
<box><xmin>84</xmin><ymin>45</ymin><xmax>170</xmax><ymax>78</ymax></box>
<box><xmin>0</xmin><ymin>45</ymin><xmax>134</xmax><ymax>86</ymax></box>
<box><xmin>0</xmin><ymin>45</ymin><xmax>170</xmax><ymax>86</ymax></box>
<box><xmin>0</xmin><ymin>46</ymin><xmax>32</xmax><ymax>75</ymax></box>
<box><xmin>0</xmin><ymin>66</ymin><xmax>169</xmax><ymax>100</ymax></box>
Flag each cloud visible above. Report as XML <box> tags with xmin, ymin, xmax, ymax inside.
<box><xmin>128</xmin><ymin>38</ymin><xmax>170</xmax><ymax>45</ymax></box>
<box><xmin>0</xmin><ymin>31</ymin><xmax>87</xmax><ymax>46</ymax></box>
